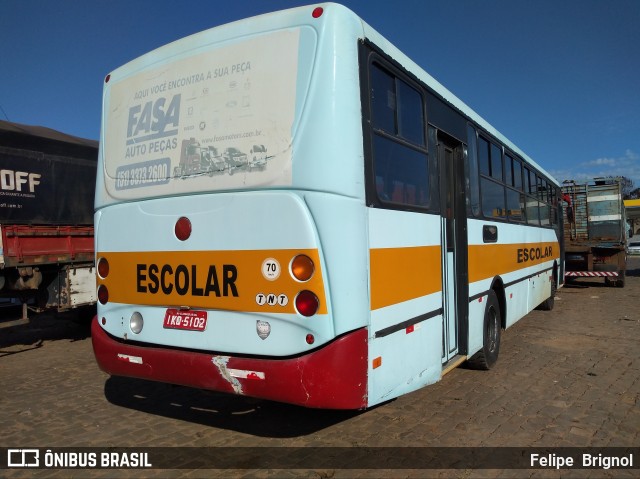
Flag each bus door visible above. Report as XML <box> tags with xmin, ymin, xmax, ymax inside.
<box><xmin>437</xmin><ymin>131</ymin><xmax>469</xmax><ymax>363</ymax></box>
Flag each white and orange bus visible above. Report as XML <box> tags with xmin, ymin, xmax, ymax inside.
<box><xmin>92</xmin><ymin>3</ymin><xmax>563</xmax><ymax>409</ymax></box>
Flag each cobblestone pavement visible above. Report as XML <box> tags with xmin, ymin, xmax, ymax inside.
<box><xmin>1</xmin><ymin>259</ymin><xmax>639</xmax><ymax>478</ymax></box>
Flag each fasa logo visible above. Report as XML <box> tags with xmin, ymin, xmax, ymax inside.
<box><xmin>127</xmin><ymin>94</ymin><xmax>181</xmax><ymax>142</ymax></box>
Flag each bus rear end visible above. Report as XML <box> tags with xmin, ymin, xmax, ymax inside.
<box><xmin>93</xmin><ymin>5</ymin><xmax>370</xmax><ymax>409</ymax></box>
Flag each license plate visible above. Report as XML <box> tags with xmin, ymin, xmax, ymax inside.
<box><xmin>163</xmin><ymin>309</ymin><xmax>208</xmax><ymax>331</ymax></box>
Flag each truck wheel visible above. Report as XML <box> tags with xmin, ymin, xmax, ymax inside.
<box><xmin>468</xmin><ymin>290</ymin><xmax>501</xmax><ymax>370</ymax></box>
<box><xmin>604</xmin><ymin>275</ymin><xmax>624</xmax><ymax>288</ymax></box>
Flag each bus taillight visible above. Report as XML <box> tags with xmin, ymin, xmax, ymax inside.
<box><xmin>175</xmin><ymin>216</ymin><xmax>192</xmax><ymax>241</ymax></box>
<box><xmin>312</xmin><ymin>7</ymin><xmax>323</xmax><ymax>18</ymax></box>
<box><xmin>97</xmin><ymin>284</ymin><xmax>109</xmax><ymax>305</ymax></box>
<box><xmin>291</xmin><ymin>254</ymin><xmax>314</xmax><ymax>282</ymax></box>
<box><xmin>295</xmin><ymin>290</ymin><xmax>319</xmax><ymax>317</ymax></box>
<box><xmin>97</xmin><ymin>257</ymin><xmax>109</xmax><ymax>279</ymax></box>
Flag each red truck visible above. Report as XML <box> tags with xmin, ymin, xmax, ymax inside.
<box><xmin>562</xmin><ymin>178</ymin><xmax>629</xmax><ymax>287</ymax></box>
<box><xmin>0</xmin><ymin>120</ymin><xmax>97</xmax><ymax>319</ymax></box>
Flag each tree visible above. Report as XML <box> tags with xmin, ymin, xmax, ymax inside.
<box><xmin>628</xmin><ymin>187</ymin><xmax>640</xmax><ymax>200</ymax></box>
<box><xmin>619</xmin><ymin>176</ymin><xmax>635</xmax><ymax>199</ymax></box>
<box><xmin>603</xmin><ymin>176</ymin><xmax>635</xmax><ymax>199</ymax></box>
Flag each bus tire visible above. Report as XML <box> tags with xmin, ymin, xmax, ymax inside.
<box><xmin>468</xmin><ymin>290</ymin><xmax>501</xmax><ymax>370</ymax></box>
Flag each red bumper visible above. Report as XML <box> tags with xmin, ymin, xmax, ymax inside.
<box><xmin>91</xmin><ymin>318</ymin><xmax>368</xmax><ymax>409</ymax></box>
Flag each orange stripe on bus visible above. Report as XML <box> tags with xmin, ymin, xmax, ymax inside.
<box><xmin>96</xmin><ymin>249</ymin><xmax>326</xmax><ymax>314</ymax></box>
<box><xmin>468</xmin><ymin>241</ymin><xmax>559</xmax><ymax>284</ymax></box>
<box><xmin>369</xmin><ymin>245</ymin><xmax>442</xmax><ymax>310</ymax></box>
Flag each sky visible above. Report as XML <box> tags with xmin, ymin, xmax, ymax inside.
<box><xmin>1</xmin><ymin>0</ymin><xmax>639</xmax><ymax>187</ymax></box>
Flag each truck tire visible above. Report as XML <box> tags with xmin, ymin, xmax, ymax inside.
<box><xmin>604</xmin><ymin>274</ymin><xmax>625</xmax><ymax>288</ymax></box>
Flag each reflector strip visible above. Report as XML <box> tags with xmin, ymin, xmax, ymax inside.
<box><xmin>566</xmin><ymin>271</ymin><xmax>619</xmax><ymax>277</ymax></box>
<box><xmin>117</xmin><ymin>353</ymin><xmax>143</xmax><ymax>364</ymax></box>
<box><xmin>372</xmin><ymin>357</ymin><xmax>382</xmax><ymax>369</ymax></box>
<box><xmin>228</xmin><ymin>369</ymin><xmax>266</xmax><ymax>380</ymax></box>
<box><xmin>406</xmin><ymin>323</ymin><xmax>421</xmax><ymax>334</ymax></box>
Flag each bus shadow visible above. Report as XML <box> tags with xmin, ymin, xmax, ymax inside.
<box><xmin>103</xmin><ymin>375</ymin><xmax>362</xmax><ymax>437</ymax></box>
<box><xmin>563</xmin><ymin>279</ymin><xmax>609</xmax><ymax>289</ymax></box>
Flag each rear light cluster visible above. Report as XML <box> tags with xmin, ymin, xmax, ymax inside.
<box><xmin>291</xmin><ymin>253</ymin><xmax>320</xmax><ymax>346</ymax></box>
<box><xmin>97</xmin><ymin>255</ymin><xmax>144</xmax><ymax>334</ymax></box>
<box><xmin>291</xmin><ymin>254</ymin><xmax>314</xmax><ymax>281</ymax></box>
<box><xmin>295</xmin><ymin>290</ymin><xmax>319</xmax><ymax>317</ymax></box>
<box><xmin>290</xmin><ymin>254</ymin><xmax>319</xmax><ymax>317</ymax></box>
<box><xmin>97</xmin><ymin>257</ymin><xmax>109</xmax><ymax>305</ymax></box>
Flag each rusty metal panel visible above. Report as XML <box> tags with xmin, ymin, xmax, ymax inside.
<box><xmin>562</xmin><ymin>179</ymin><xmax>625</xmax><ymax>246</ymax></box>
<box><xmin>587</xmin><ymin>183</ymin><xmax>623</xmax><ymax>241</ymax></box>
<box><xmin>563</xmin><ymin>183</ymin><xmax>589</xmax><ymax>244</ymax></box>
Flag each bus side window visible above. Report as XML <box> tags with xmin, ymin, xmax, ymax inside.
<box><xmin>376</xmin><ymin>175</ymin><xmax>388</xmax><ymax>200</ymax></box>
<box><xmin>505</xmin><ymin>154</ymin><xmax>513</xmax><ymax>186</ymax></box>
<box><xmin>396</xmin><ymin>80</ymin><xmax>425</xmax><ymax>146</ymax></box>
<box><xmin>527</xmin><ymin>199</ymin><xmax>541</xmax><ymax>225</ymax></box>
<box><xmin>369</xmin><ymin>62</ymin><xmax>429</xmax><ymax>209</ymax></box>
<box><xmin>478</xmin><ymin>136</ymin><xmax>490</xmax><ymax>176</ymax></box>
<box><xmin>481</xmin><ymin>177</ymin><xmax>506</xmax><ymax>220</ymax></box>
<box><xmin>491</xmin><ymin>143</ymin><xmax>503</xmax><ymax>182</ymax></box>
<box><xmin>465</xmin><ymin>125</ymin><xmax>480</xmax><ymax>217</ymax></box>
<box><xmin>506</xmin><ymin>188</ymin><xmax>525</xmax><ymax>223</ymax></box>
<box><xmin>372</xmin><ymin>135</ymin><xmax>429</xmax><ymax>208</ymax></box>
<box><xmin>528</xmin><ymin>169</ymin><xmax>537</xmax><ymax>195</ymax></box>
<box><xmin>513</xmin><ymin>158</ymin><xmax>523</xmax><ymax>190</ymax></box>
<box><xmin>370</xmin><ymin>62</ymin><xmax>425</xmax><ymax>147</ymax></box>
<box><xmin>478</xmin><ymin>135</ymin><xmax>506</xmax><ymax>220</ymax></box>
<box><xmin>370</xmin><ymin>63</ymin><xmax>396</xmax><ymax>134</ymax></box>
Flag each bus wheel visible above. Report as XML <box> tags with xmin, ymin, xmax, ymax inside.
<box><xmin>468</xmin><ymin>290</ymin><xmax>501</xmax><ymax>370</ymax></box>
